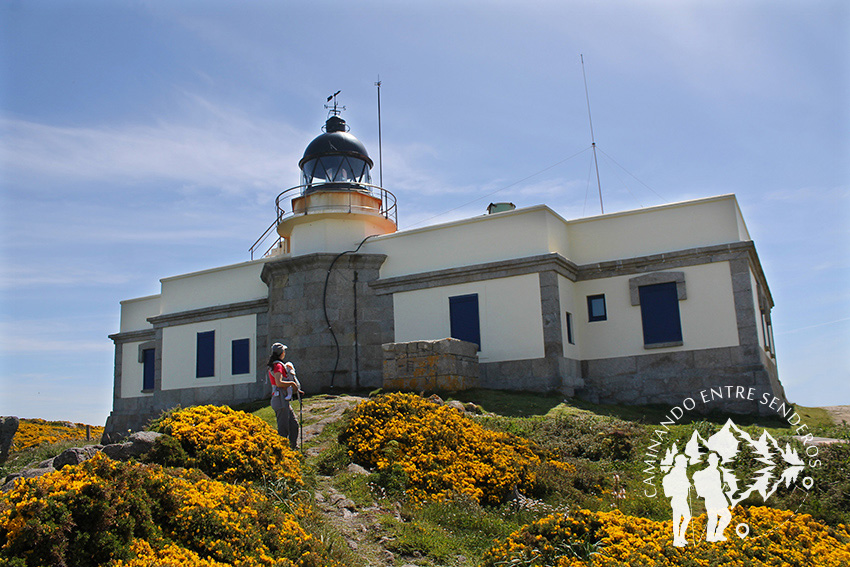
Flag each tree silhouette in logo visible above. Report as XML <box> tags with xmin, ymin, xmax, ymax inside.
<box><xmin>660</xmin><ymin>419</ymin><xmax>805</xmax><ymax>546</ymax></box>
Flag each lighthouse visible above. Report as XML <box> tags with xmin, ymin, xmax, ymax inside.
<box><xmin>260</xmin><ymin>105</ymin><xmax>396</xmax><ymax>391</ymax></box>
<box><xmin>106</xmin><ymin>94</ymin><xmax>787</xmax><ymax>439</ymax></box>
<box><xmin>274</xmin><ymin>108</ymin><xmax>397</xmax><ymax>256</ymax></box>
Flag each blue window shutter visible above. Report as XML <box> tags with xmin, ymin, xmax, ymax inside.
<box><xmin>639</xmin><ymin>282</ymin><xmax>683</xmax><ymax>345</ymax></box>
<box><xmin>232</xmin><ymin>338</ymin><xmax>250</xmax><ymax>375</ymax></box>
<box><xmin>142</xmin><ymin>348</ymin><xmax>155</xmax><ymax>391</ymax></box>
<box><xmin>196</xmin><ymin>331</ymin><xmax>215</xmax><ymax>378</ymax></box>
<box><xmin>449</xmin><ymin>294</ymin><xmax>481</xmax><ymax>349</ymax></box>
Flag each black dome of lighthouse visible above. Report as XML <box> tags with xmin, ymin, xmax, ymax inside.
<box><xmin>299</xmin><ymin>115</ymin><xmax>373</xmax><ymax>189</ymax></box>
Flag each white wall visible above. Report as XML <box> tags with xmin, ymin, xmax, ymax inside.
<box><xmin>566</xmin><ymin>195</ymin><xmax>746</xmax><ymax>265</ymax></box>
<box><xmin>287</xmin><ymin>213</ymin><xmax>396</xmax><ymax>256</ymax></box>
<box><xmin>574</xmin><ymin>262</ymin><xmax>740</xmax><ymax>360</ymax></box>
<box><xmin>569</xmin><ymin>195</ymin><xmax>746</xmax><ymax>264</ymax></box>
<box><xmin>558</xmin><ymin>276</ymin><xmax>580</xmax><ymax>359</ymax></box>
<box><xmin>368</xmin><ymin>195</ymin><xmax>749</xmax><ymax>282</ymax></box>
<box><xmin>120</xmin><ymin>341</ymin><xmax>153</xmax><ymax>399</ymax></box>
<box><xmin>161</xmin><ymin>314</ymin><xmax>257</xmax><ymax>390</ymax></box>
<box><xmin>369</xmin><ymin>206</ymin><xmax>569</xmax><ymax>279</ymax></box>
<box><xmin>393</xmin><ymin>274</ymin><xmax>544</xmax><ymax>362</ymax></box>
<box><xmin>160</xmin><ymin>259</ymin><xmax>269</xmax><ymax>315</ymax></box>
<box><xmin>750</xmin><ymin>270</ymin><xmax>767</xmax><ymax>351</ymax></box>
<box><xmin>119</xmin><ymin>295</ymin><xmax>161</xmax><ymax>333</ymax></box>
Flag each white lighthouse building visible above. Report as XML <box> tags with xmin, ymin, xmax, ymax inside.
<box><xmin>106</xmin><ymin>105</ymin><xmax>785</xmax><ymax>436</ymax></box>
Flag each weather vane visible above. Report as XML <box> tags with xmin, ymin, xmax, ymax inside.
<box><xmin>325</xmin><ymin>90</ymin><xmax>345</xmax><ymax>117</ymax></box>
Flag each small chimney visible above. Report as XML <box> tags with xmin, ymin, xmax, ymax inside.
<box><xmin>487</xmin><ymin>202</ymin><xmax>516</xmax><ymax>215</ymax></box>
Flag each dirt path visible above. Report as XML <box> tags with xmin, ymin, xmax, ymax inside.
<box><xmin>296</xmin><ymin>395</ymin><xmax>405</xmax><ymax>567</ymax></box>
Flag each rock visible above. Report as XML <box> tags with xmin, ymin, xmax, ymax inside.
<box><xmin>54</xmin><ymin>446</ymin><xmax>104</xmax><ymax>470</ymax></box>
<box><xmin>102</xmin><ymin>431</ymin><xmax>163</xmax><ymax>460</ymax></box>
<box><xmin>346</xmin><ymin>463</ymin><xmax>370</xmax><ymax>475</ymax></box>
<box><xmin>0</xmin><ymin>416</ymin><xmax>19</xmax><ymax>464</ymax></box>
<box><xmin>127</xmin><ymin>431</ymin><xmax>162</xmax><ymax>453</ymax></box>
<box><xmin>446</xmin><ymin>400</ymin><xmax>465</xmax><ymax>412</ymax></box>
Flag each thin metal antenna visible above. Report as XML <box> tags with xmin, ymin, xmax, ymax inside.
<box><xmin>375</xmin><ymin>77</ymin><xmax>383</xmax><ymax>188</ymax></box>
<box><xmin>581</xmin><ymin>54</ymin><xmax>604</xmax><ymax>214</ymax></box>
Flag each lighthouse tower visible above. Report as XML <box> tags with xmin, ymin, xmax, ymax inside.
<box><xmin>261</xmin><ymin>105</ymin><xmax>396</xmax><ymax>391</ymax></box>
<box><xmin>274</xmin><ymin>109</ymin><xmax>397</xmax><ymax>256</ymax></box>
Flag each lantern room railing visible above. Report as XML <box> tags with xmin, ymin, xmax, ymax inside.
<box><xmin>275</xmin><ymin>183</ymin><xmax>397</xmax><ymax>226</ymax></box>
<box><xmin>250</xmin><ymin>183</ymin><xmax>397</xmax><ymax>260</ymax></box>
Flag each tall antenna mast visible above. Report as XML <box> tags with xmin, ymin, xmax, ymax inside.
<box><xmin>581</xmin><ymin>54</ymin><xmax>604</xmax><ymax>214</ymax></box>
<box><xmin>375</xmin><ymin>77</ymin><xmax>383</xmax><ymax>188</ymax></box>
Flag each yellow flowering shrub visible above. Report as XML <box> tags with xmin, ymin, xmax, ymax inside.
<box><xmin>340</xmin><ymin>393</ymin><xmax>541</xmax><ymax>504</ymax></box>
<box><xmin>10</xmin><ymin>418</ymin><xmax>104</xmax><ymax>451</ymax></box>
<box><xmin>480</xmin><ymin>506</ymin><xmax>850</xmax><ymax>567</ymax></box>
<box><xmin>0</xmin><ymin>453</ymin><xmax>342</xmax><ymax>567</ymax></box>
<box><xmin>150</xmin><ymin>405</ymin><xmax>301</xmax><ymax>485</ymax></box>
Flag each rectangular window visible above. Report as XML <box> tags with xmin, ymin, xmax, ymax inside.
<box><xmin>232</xmin><ymin>338</ymin><xmax>250</xmax><ymax>375</ymax></box>
<box><xmin>638</xmin><ymin>282</ymin><xmax>683</xmax><ymax>346</ymax></box>
<box><xmin>587</xmin><ymin>294</ymin><xmax>607</xmax><ymax>322</ymax></box>
<box><xmin>142</xmin><ymin>348</ymin><xmax>155</xmax><ymax>391</ymax></box>
<box><xmin>566</xmin><ymin>311</ymin><xmax>575</xmax><ymax>344</ymax></box>
<box><xmin>196</xmin><ymin>330</ymin><xmax>215</xmax><ymax>378</ymax></box>
<box><xmin>449</xmin><ymin>294</ymin><xmax>481</xmax><ymax>349</ymax></box>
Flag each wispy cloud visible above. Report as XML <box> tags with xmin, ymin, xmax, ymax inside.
<box><xmin>1</xmin><ymin>96</ymin><xmax>304</xmax><ymax>195</ymax></box>
<box><xmin>0</xmin><ymin>320</ymin><xmax>114</xmax><ymax>354</ymax></box>
<box><xmin>0</xmin><ymin>265</ymin><xmax>133</xmax><ymax>289</ymax></box>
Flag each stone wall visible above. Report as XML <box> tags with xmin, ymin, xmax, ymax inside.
<box><xmin>262</xmin><ymin>253</ymin><xmax>394</xmax><ymax>392</ymax></box>
<box><xmin>383</xmin><ymin>338</ymin><xmax>479</xmax><ymax>392</ymax></box>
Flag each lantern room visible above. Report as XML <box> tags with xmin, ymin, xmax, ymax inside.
<box><xmin>273</xmin><ymin>108</ymin><xmax>397</xmax><ymax>256</ymax></box>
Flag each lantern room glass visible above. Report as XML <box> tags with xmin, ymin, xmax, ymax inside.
<box><xmin>301</xmin><ymin>155</ymin><xmax>372</xmax><ymax>188</ymax></box>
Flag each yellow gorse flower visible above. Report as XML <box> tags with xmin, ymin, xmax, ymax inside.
<box><xmin>154</xmin><ymin>405</ymin><xmax>302</xmax><ymax>485</ymax></box>
<box><xmin>341</xmin><ymin>393</ymin><xmax>541</xmax><ymax>504</ymax></box>
<box><xmin>480</xmin><ymin>506</ymin><xmax>850</xmax><ymax>567</ymax></box>
<box><xmin>10</xmin><ymin>418</ymin><xmax>104</xmax><ymax>452</ymax></box>
<box><xmin>0</xmin><ymin>452</ymin><xmax>341</xmax><ymax>567</ymax></box>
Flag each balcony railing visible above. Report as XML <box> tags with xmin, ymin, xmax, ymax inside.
<box><xmin>250</xmin><ymin>183</ymin><xmax>397</xmax><ymax>260</ymax></box>
<box><xmin>275</xmin><ymin>183</ymin><xmax>397</xmax><ymax>226</ymax></box>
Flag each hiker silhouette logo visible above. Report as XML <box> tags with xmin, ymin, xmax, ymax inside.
<box><xmin>658</xmin><ymin>418</ymin><xmax>809</xmax><ymax>547</ymax></box>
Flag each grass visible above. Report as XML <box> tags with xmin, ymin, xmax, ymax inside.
<box><xmin>1</xmin><ymin>439</ymin><xmax>83</xmax><ymax>478</ymax></box>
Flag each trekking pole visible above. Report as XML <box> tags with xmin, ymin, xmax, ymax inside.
<box><xmin>297</xmin><ymin>387</ymin><xmax>303</xmax><ymax>452</ymax></box>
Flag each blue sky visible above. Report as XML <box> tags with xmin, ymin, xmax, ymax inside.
<box><xmin>1</xmin><ymin>1</ymin><xmax>847</xmax><ymax>425</ymax></box>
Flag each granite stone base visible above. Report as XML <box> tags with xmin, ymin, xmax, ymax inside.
<box><xmin>383</xmin><ymin>338</ymin><xmax>479</xmax><ymax>392</ymax></box>
<box><xmin>577</xmin><ymin>345</ymin><xmax>785</xmax><ymax>414</ymax></box>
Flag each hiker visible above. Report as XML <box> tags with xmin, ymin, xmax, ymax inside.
<box><xmin>693</xmin><ymin>453</ymin><xmax>732</xmax><ymax>542</ymax></box>
<box><xmin>662</xmin><ymin>453</ymin><xmax>692</xmax><ymax>547</ymax></box>
<box><xmin>267</xmin><ymin>343</ymin><xmax>302</xmax><ymax>450</ymax></box>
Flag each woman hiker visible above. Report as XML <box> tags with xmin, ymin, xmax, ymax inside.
<box><xmin>267</xmin><ymin>342</ymin><xmax>303</xmax><ymax>450</ymax></box>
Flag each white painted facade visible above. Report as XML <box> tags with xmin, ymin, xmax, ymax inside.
<box><xmin>109</xmin><ymin>189</ymin><xmax>783</xmax><ymax>434</ymax></box>
<box><xmin>392</xmin><ymin>273</ymin><xmax>545</xmax><ymax>363</ymax></box>
<box><xmin>160</xmin><ymin>314</ymin><xmax>258</xmax><ymax>391</ymax></box>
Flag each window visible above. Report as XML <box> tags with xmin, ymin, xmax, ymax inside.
<box><xmin>232</xmin><ymin>338</ymin><xmax>251</xmax><ymax>375</ymax></box>
<box><xmin>587</xmin><ymin>294</ymin><xmax>607</xmax><ymax>322</ymax></box>
<box><xmin>196</xmin><ymin>330</ymin><xmax>215</xmax><ymax>378</ymax></box>
<box><xmin>638</xmin><ymin>282</ymin><xmax>683</xmax><ymax>346</ymax></box>
<box><xmin>142</xmin><ymin>348</ymin><xmax>155</xmax><ymax>391</ymax></box>
<box><xmin>761</xmin><ymin>310</ymin><xmax>776</xmax><ymax>358</ymax></box>
<box><xmin>565</xmin><ymin>312</ymin><xmax>575</xmax><ymax>345</ymax></box>
<box><xmin>449</xmin><ymin>294</ymin><xmax>481</xmax><ymax>349</ymax></box>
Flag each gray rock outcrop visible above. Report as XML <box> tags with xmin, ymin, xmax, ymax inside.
<box><xmin>0</xmin><ymin>416</ymin><xmax>19</xmax><ymax>463</ymax></box>
<box><xmin>1</xmin><ymin>431</ymin><xmax>163</xmax><ymax>492</ymax></box>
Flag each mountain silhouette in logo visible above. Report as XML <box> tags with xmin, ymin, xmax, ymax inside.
<box><xmin>677</xmin><ymin>419</ymin><xmax>805</xmax><ymax>507</ymax></box>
